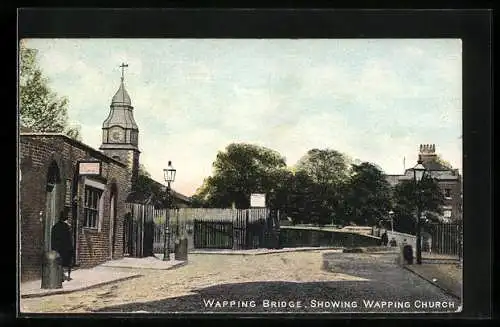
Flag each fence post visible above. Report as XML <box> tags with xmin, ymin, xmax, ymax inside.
<box><xmin>245</xmin><ymin>209</ymin><xmax>250</xmax><ymax>249</ymax></box>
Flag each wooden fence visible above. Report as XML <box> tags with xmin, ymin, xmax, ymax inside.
<box><xmin>124</xmin><ymin>203</ymin><xmax>164</xmax><ymax>257</ymax></box>
<box><xmin>152</xmin><ymin>208</ymin><xmax>276</xmax><ymax>252</ymax></box>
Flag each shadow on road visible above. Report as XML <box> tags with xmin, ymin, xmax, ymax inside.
<box><xmin>93</xmin><ymin>279</ymin><xmax>458</xmax><ymax>313</ymax></box>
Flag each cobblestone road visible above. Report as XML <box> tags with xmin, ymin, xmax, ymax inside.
<box><xmin>20</xmin><ymin>251</ymin><xmax>461</xmax><ymax>314</ymax></box>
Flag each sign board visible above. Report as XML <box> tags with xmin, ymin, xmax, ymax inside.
<box><xmin>250</xmin><ymin>193</ymin><xmax>266</xmax><ymax>208</ymax></box>
<box><xmin>78</xmin><ymin>161</ymin><xmax>102</xmax><ymax>176</ymax></box>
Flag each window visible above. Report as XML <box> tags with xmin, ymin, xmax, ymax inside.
<box><xmin>444</xmin><ymin>188</ymin><xmax>452</xmax><ymax>199</ymax></box>
<box><xmin>83</xmin><ymin>186</ymin><xmax>103</xmax><ymax>228</ymax></box>
<box><xmin>443</xmin><ymin>209</ymin><xmax>452</xmax><ymax>218</ymax></box>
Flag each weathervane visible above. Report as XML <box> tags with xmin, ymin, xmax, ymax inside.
<box><xmin>120</xmin><ymin>62</ymin><xmax>128</xmax><ymax>81</ymax></box>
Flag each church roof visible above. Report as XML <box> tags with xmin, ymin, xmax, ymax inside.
<box><xmin>422</xmin><ymin>160</ymin><xmax>453</xmax><ymax>171</ymax></box>
<box><xmin>102</xmin><ymin>77</ymin><xmax>138</xmax><ymax>130</ymax></box>
<box><xmin>111</xmin><ymin>78</ymin><xmax>132</xmax><ymax>106</ymax></box>
<box><xmin>126</xmin><ymin>176</ymin><xmax>192</xmax><ymax>207</ymax></box>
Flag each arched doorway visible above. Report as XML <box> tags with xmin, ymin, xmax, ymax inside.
<box><xmin>44</xmin><ymin>161</ymin><xmax>61</xmax><ymax>252</ymax></box>
<box><xmin>109</xmin><ymin>183</ymin><xmax>118</xmax><ymax>259</ymax></box>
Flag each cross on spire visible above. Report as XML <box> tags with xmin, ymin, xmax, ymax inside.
<box><xmin>120</xmin><ymin>63</ymin><xmax>128</xmax><ymax>81</ymax></box>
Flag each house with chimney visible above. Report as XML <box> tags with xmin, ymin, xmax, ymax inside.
<box><xmin>385</xmin><ymin>144</ymin><xmax>462</xmax><ymax>222</ymax></box>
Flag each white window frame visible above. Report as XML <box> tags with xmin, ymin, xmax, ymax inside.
<box><xmin>83</xmin><ymin>178</ymin><xmax>106</xmax><ymax>231</ymax></box>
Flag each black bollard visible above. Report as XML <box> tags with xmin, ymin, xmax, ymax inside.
<box><xmin>174</xmin><ymin>237</ymin><xmax>188</xmax><ymax>261</ymax></box>
<box><xmin>402</xmin><ymin>245</ymin><xmax>414</xmax><ymax>265</ymax></box>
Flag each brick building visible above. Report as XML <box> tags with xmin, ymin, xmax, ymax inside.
<box><xmin>385</xmin><ymin>144</ymin><xmax>462</xmax><ymax>222</ymax></box>
<box><xmin>19</xmin><ymin>69</ymin><xmax>191</xmax><ymax>282</ymax></box>
<box><xmin>19</xmin><ymin>133</ymin><xmax>131</xmax><ymax>281</ymax></box>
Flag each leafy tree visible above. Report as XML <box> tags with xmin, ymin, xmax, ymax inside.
<box><xmin>293</xmin><ymin>149</ymin><xmax>351</xmax><ymax>225</ymax></box>
<box><xmin>190</xmin><ymin>178</ymin><xmax>212</xmax><ymax>208</ymax></box>
<box><xmin>295</xmin><ymin>148</ymin><xmax>351</xmax><ymax>185</ymax></box>
<box><xmin>193</xmin><ymin>143</ymin><xmax>288</xmax><ymax>208</ymax></box>
<box><xmin>132</xmin><ymin>164</ymin><xmax>167</xmax><ymax>207</ymax></box>
<box><xmin>266</xmin><ymin>168</ymin><xmax>294</xmax><ymax>212</ymax></box>
<box><xmin>392</xmin><ymin>176</ymin><xmax>445</xmax><ymax>234</ymax></box>
<box><xmin>19</xmin><ymin>41</ymin><xmax>80</xmax><ymax>139</ymax></box>
<box><xmin>434</xmin><ymin>156</ymin><xmax>454</xmax><ymax>169</ymax></box>
<box><xmin>344</xmin><ymin>162</ymin><xmax>393</xmax><ymax>226</ymax></box>
<box><xmin>284</xmin><ymin>170</ymin><xmax>316</xmax><ymax>224</ymax></box>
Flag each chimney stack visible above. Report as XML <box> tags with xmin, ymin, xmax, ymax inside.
<box><xmin>418</xmin><ymin>143</ymin><xmax>437</xmax><ymax>163</ymax></box>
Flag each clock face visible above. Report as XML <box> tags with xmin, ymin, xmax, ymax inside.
<box><xmin>111</xmin><ymin>129</ymin><xmax>123</xmax><ymax>142</ymax></box>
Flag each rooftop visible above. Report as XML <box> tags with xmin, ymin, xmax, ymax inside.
<box><xmin>20</xmin><ymin>132</ymin><xmax>126</xmax><ymax>167</ymax></box>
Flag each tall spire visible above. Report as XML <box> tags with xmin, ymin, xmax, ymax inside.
<box><xmin>111</xmin><ymin>63</ymin><xmax>131</xmax><ymax>106</ymax></box>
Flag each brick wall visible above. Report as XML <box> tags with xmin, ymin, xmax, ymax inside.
<box><xmin>20</xmin><ymin>134</ymin><xmax>131</xmax><ymax>282</ymax></box>
<box><xmin>436</xmin><ymin>179</ymin><xmax>462</xmax><ymax>221</ymax></box>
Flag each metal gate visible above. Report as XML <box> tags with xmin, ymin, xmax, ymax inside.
<box><xmin>193</xmin><ymin>220</ymin><xmax>234</xmax><ymax>249</ymax></box>
<box><xmin>191</xmin><ymin>208</ymin><xmax>271</xmax><ymax>250</ymax></box>
<box><xmin>429</xmin><ymin>222</ymin><xmax>463</xmax><ymax>257</ymax></box>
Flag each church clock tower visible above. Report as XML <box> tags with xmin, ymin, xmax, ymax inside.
<box><xmin>100</xmin><ymin>63</ymin><xmax>140</xmax><ymax>188</ymax></box>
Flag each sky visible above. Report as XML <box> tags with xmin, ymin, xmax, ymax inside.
<box><xmin>22</xmin><ymin>39</ymin><xmax>462</xmax><ymax>197</ymax></box>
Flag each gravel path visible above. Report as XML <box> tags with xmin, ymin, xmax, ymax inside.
<box><xmin>20</xmin><ymin>251</ymin><xmax>460</xmax><ymax>314</ymax></box>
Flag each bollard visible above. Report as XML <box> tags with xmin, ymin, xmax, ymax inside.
<box><xmin>274</xmin><ymin>230</ymin><xmax>281</xmax><ymax>249</ymax></box>
<box><xmin>174</xmin><ymin>237</ymin><xmax>188</xmax><ymax>261</ymax></box>
<box><xmin>402</xmin><ymin>245</ymin><xmax>414</xmax><ymax>265</ymax></box>
<box><xmin>41</xmin><ymin>251</ymin><xmax>63</xmax><ymax>289</ymax></box>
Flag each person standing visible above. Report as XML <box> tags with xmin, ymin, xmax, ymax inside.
<box><xmin>381</xmin><ymin>231</ymin><xmax>389</xmax><ymax>246</ymax></box>
<box><xmin>51</xmin><ymin>210</ymin><xmax>74</xmax><ymax>282</ymax></box>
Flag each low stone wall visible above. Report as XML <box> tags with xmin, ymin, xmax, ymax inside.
<box><xmin>386</xmin><ymin>231</ymin><xmax>415</xmax><ymax>248</ymax></box>
<box><xmin>279</xmin><ymin>227</ymin><xmax>380</xmax><ymax>248</ymax></box>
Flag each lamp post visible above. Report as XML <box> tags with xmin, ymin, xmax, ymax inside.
<box><xmin>162</xmin><ymin>161</ymin><xmax>176</xmax><ymax>261</ymax></box>
<box><xmin>410</xmin><ymin>159</ymin><xmax>427</xmax><ymax>265</ymax></box>
<box><xmin>388</xmin><ymin>210</ymin><xmax>394</xmax><ymax>232</ymax></box>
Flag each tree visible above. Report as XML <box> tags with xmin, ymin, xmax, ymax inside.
<box><xmin>392</xmin><ymin>176</ymin><xmax>445</xmax><ymax>234</ymax></box>
<box><xmin>344</xmin><ymin>162</ymin><xmax>393</xmax><ymax>226</ymax></box>
<box><xmin>133</xmin><ymin>164</ymin><xmax>167</xmax><ymax>207</ymax></box>
<box><xmin>190</xmin><ymin>178</ymin><xmax>212</xmax><ymax>208</ymax></box>
<box><xmin>283</xmin><ymin>170</ymin><xmax>316</xmax><ymax>224</ymax></box>
<box><xmin>192</xmin><ymin>143</ymin><xmax>288</xmax><ymax>208</ymax></box>
<box><xmin>434</xmin><ymin>155</ymin><xmax>454</xmax><ymax>169</ymax></box>
<box><xmin>293</xmin><ymin>149</ymin><xmax>352</xmax><ymax>225</ymax></box>
<box><xmin>19</xmin><ymin>41</ymin><xmax>81</xmax><ymax>139</ymax></box>
<box><xmin>295</xmin><ymin>148</ymin><xmax>351</xmax><ymax>185</ymax></box>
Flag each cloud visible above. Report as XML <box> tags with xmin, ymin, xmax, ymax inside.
<box><xmin>22</xmin><ymin>39</ymin><xmax>463</xmax><ymax>195</ymax></box>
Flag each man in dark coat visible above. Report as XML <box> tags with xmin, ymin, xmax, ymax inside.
<box><xmin>51</xmin><ymin>211</ymin><xmax>74</xmax><ymax>281</ymax></box>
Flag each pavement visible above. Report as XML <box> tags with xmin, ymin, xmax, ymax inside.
<box><xmin>101</xmin><ymin>254</ymin><xmax>186</xmax><ymax>269</ymax></box>
<box><xmin>20</xmin><ymin>254</ymin><xmax>186</xmax><ymax>298</ymax></box>
<box><xmin>403</xmin><ymin>253</ymin><xmax>462</xmax><ymax>300</ymax></box>
<box><xmin>189</xmin><ymin>246</ymin><xmax>343</xmax><ymax>255</ymax></box>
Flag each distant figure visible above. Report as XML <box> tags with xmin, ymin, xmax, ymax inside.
<box><xmin>389</xmin><ymin>237</ymin><xmax>397</xmax><ymax>247</ymax></box>
<box><xmin>51</xmin><ymin>211</ymin><xmax>74</xmax><ymax>282</ymax></box>
<box><xmin>381</xmin><ymin>232</ymin><xmax>389</xmax><ymax>246</ymax></box>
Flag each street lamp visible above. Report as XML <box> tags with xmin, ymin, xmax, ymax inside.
<box><xmin>388</xmin><ymin>210</ymin><xmax>394</xmax><ymax>232</ymax></box>
<box><xmin>162</xmin><ymin>161</ymin><xmax>176</xmax><ymax>261</ymax></box>
<box><xmin>410</xmin><ymin>159</ymin><xmax>427</xmax><ymax>264</ymax></box>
